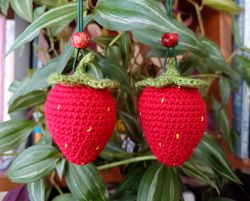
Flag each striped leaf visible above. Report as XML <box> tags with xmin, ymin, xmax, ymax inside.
<box><xmin>203</xmin><ymin>0</ymin><xmax>242</xmax><ymax>15</ymax></box>
<box><xmin>35</xmin><ymin>0</ymin><xmax>69</xmax><ymax>7</ymax></box>
<box><xmin>65</xmin><ymin>162</ymin><xmax>110</xmax><ymax>201</ymax></box>
<box><xmin>0</xmin><ymin>119</ymin><xmax>36</xmax><ymax>153</ymax></box>
<box><xmin>10</xmin><ymin>0</ymin><xmax>33</xmax><ymax>22</ymax></box>
<box><xmin>9</xmin><ymin>42</ymin><xmax>73</xmax><ymax>105</ymax></box>
<box><xmin>197</xmin><ymin>135</ymin><xmax>241</xmax><ymax>184</ymax></box>
<box><xmin>137</xmin><ymin>163</ymin><xmax>181</xmax><ymax>201</ymax></box>
<box><xmin>27</xmin><ymin>179</ymin><xmax>46</xmax><ymax>201</ymax></box>
<box><xmin>182</xmin><ymin>161</ymin><xmax>219</xmax><ymax>193</ymax></box>
<box><xmin>7</xmin><ymin>3</ymin><xmax>77</xmax><ymax>55</ymax></box>
<box><xmin>56</xmin><ymin>157</ymin><xmax>66</xmax><ymax>181</ymax></box>
<box><xmin>52</xmin><ymin>193</ymin><xmax>76</xmax><ymax>201</ymax></box>
<box><xmin>0</xmin><ymin>0</ymin><xmax>10</xmax><ymax>15</ymax></box>
<box><xmin>9</xmin><ymin>90</ymin><xmax>48</xmax><ymax>113</ymax></box>
<box><xmin>8</xmin><ymin>145</ymin><xmax>60</xmax><ymax>183</ymax></box>
<box><xmin>93</xmin><ymin>0</ymin><xmax>204</xmax><ymax>55</ymax></box>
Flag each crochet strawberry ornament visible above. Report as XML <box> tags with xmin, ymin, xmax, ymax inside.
<box><xmin>136</xmin><ymin>58</ymin><xmax>208</xmax><ymax>167</ymax></box>
<box><xmin>45</xmin><ymin>53</ymin><xmax>119</xmax><ymax>165</ymax></box>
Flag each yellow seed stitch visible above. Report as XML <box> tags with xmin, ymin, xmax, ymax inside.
<box><xmin>161</xmin><ymin>97</ymin><xmax>165</xmax><ymax>103</ymax></box>
<box><xmin>86</xmin><ymin>127</ymin><xmax>93</xmax><ymax>133</ymax></box>
<box><xmin>176</xmin><ymin>133</ymin><xmax>180</xmax><ymax>140</ymax></box>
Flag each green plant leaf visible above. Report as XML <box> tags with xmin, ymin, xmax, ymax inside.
<box><xmin>8</xmin><ymin>144</ymin><xmax>61</xmax><ymax>183</ymax></box>
<box><xmin>133</xmin><ymin>28</ymin><xmax>204</xmax><ymax>56</ymax></box>
<box><xmin>27</xmin><ymin>179</ymin><xmax>46</xmax><ymax>201</ymax></box>
<box><xmin>232</xmin><ymin>18</ymin><xmax>241</xmax><ymax>48</ymax></box>
<box><xmin>9</xmin><ymin>42</ymin><xmax>73</xmax><ymax>105</ymax></box>
<box><xmin>33</xmin><ymin>5</ymin><xmax>46</xmax><ymax>20</ymax></box>
<box><xmin>120</xmin><ymin>32</ymin><xmax>130</xmax><ymax>68</ymax></box>
<box><xmin>52</xmin><ymin>193</ymin><xmax>76</xmax><ymax>201</ymax></box>
<box><xmin>10</xmin><ymin>0</ymin><xmax>33</xmax><ymax>22</ymax></box>
<box><xmin>99</xmin><ymin>59</ymin><xmax>132</xmax><ymax>94</ymax></box>
<box><xmin>106</xmin><ymin>45</ymin><xmax>122</xmax><ymax>61</ymax></box>
<box><xmin>7</xmin><ymin>3</ymin><xmax>77</xmax><ymax>54</ymax></box>
<box><xmin>0</xmin><ymin>0</ymin><xmax>10</xmax><ymax>15</ymax></box>
<box><xmin>93</xmin><ymin>0</ymin><xmax>204</xmax><ymax>55</ymax></box>
<box><xmin>118</xmin><ymin>111</ymin><xmax>142</xmax><ymax>141</ymax></box>
<box><xmin>93</xmin><ymin>36</ymin><xmax>114</xmax><ymax>49</ymax></box>
<box><xmin>137</xmin><ymin>163</ymin><xmax>181</xmax><ymax>201</ymax></box>
<box><xmin>9</xmin><ymin>90</ymin><xmax>48</xmax><ymax>113</ymax></box>
<box><xmin>56</xmin><ymin>157</ymin><xmax>66</xmax><ymax>181</ymax></box>
<box><xmin>212</xmin><ymin>97</ymin><xmax>232</xmax><ymax>149</ymax></box>
<box><xmin>0</xmin><ymin>119</ymin><xmax>36</xmax><ymax>153</ymax></box>
<box><xmin>219</xmin><ymin>78</ymin><xmax>231</xmax><ymax>106</ymax></box>
<box><xmin>114</xmin><ymin>167</ymin><xmax>145</xmax><ymax>200</ymax></box>
<box><xmin>182</xmin><ymin>161</ymin><xmax>219</xmax><ymax>193</ymax></box>
<box><xmin>196</xmin><ymin>135</ymin><xmax>241</xmax><ymax>184</ymax></box>
<box><xmin>234</xmin><ymin>55</ymin><xmax>250</xmax><ymax>86</ymax></box>
<box><xmin>34</xmin><ymin>0</ymin><xmax>72</xmax><ymax>7</ymax></box>
<box><xmin>199</xmin><ymin>37</ymin><xmax>240</xmax><ymax>85</ymax></box>
<box><xmin>65</xmin><ymin>162</ymin><xmax>110</xmax><ymax>201</ymax></box>
<box><xmin>101</xmin><ymin>140</ymin><xmax>133</xmax><ymax>159</ymax></box>
<box><xmin>203</xmin><ymin>0</ymin><xmax>242</xmax><ymax>15</ymax></box>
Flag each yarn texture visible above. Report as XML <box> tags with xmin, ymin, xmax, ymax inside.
<box><xmin>139</xmin><ymin>86</ymin><xmax>207</xmax><ymax>166</ymax></box>
<box><xmin>49</xmin><ymin>53</ymin><xmax>119</xmax><ymax>89</ymax></box>
<box><xmin>45</xmin><ymin>84</ymin><xmax>116</xmax><ymax>165</ymax></box>
<box><xmin>136</xmin><ymin>59</ymin><xmax>207</xmax><ymax>88</ymax></box>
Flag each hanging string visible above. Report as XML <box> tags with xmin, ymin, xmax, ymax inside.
<box><xmin>163</xmin><ymin>0</ymin><xmax>179</xmax><ymax>72</ymax></box>
<box><xmin>73</xmin><ymin>0</ymin><xmax>85</xmax><ymax>72</ymax></box>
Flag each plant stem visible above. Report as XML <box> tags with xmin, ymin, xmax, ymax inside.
<box><xmin>189</xmin><ymin>74</ymin><xmax>220</xmax><ymax>78</ymax></box>
<box><xmin>109</xmin><ymin>32</ymin><xmax>123</xmax><ymax>47</ymax></box>
<box><xmin>97</xmin><ymin>155</ymin><xmax>157</xmax><ymax>170</ymax></box>
<box><xmin>46</xmin><ymin>28</ymin><xmax>59</xmax><ymax>57</ymax></box>
<box><xmin>226</xmin><ymin>49</ymin><xmax>239</xmax><ymax>63</ymax></box>
<box><xmin>50</xmin><ymin>171</ymin><xmax>63</xmax><ymax>195</ymax></box>
<box><xmin>187</xmin><ymin>0</ymin><xmax>205</xmax><ymax>35</ymax></box>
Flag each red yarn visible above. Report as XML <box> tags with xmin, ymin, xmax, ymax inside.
<box><xmin>45</xmin><ymin>84</ymin><xmax>116</xmax><ymax>165</ymax></box>
<box><xmin>139</xmin><ymin>86</ymin><xmax>207</xmax><ymax>167</ymax></box>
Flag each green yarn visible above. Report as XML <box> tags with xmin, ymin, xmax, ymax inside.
<box><xmin>136</xmin><ymin>58</ymin><xmax>208</xmax><ymax>88</ymax></box>
<box><xmin>49</xmin><ymin>53</ymin><xmax>119</xmax><ymax>89</ymax></box>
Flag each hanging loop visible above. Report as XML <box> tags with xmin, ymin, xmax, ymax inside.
<box><xmin>73</xmin><ymin>0</ymin><xmax>86</xmax><ymax>72</ymax></box>
<box><xmin>163</xmin><ymin>0</ymin><xmax>179</xmax><ymax>72</ymax></box>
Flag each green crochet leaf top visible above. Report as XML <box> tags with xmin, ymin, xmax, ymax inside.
<box><xmin>136</xmin><ymin>59</ymin><xmax>207</xmax><ymax>88</ymax></box>
<box><xmin>49</xmin><ymin>53</ymin><xmax>119</xmax><ymax>89</ymax></box>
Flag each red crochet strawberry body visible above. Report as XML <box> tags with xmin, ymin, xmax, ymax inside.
<box><xmin>45</xmin><ymin>84</ymin><xmax>116</xmax><ymax>165</ymax></box>
<box><xmin>139</xmin><ymin>86</ymin><xmax>207</xmax><ymax>166</ymax></box>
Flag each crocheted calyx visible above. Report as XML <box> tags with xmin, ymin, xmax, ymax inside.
<box><xmin>136</xmin><ymin>58</ymin><xmax>207</xmax><ymax>88</ymax></box>
<box><xmin>49</xmin><ymin>53</ymin><xmax>119</xmax><ymax>89</ymax></box>
<box><xmin>138</xmin><ymin>86</ymin><xmax>207</xmax><ymax>166</ymax></box>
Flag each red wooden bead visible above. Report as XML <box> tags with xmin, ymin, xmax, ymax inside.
<box><xmin>72</xmin><ymin>32</ymin><xmax>90</xmax><ymax>49</ymax></box>
<box><xmin>161</xmin><ymin>33</ymin><xmax>180</xmax><ymax>47</ymax></box>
